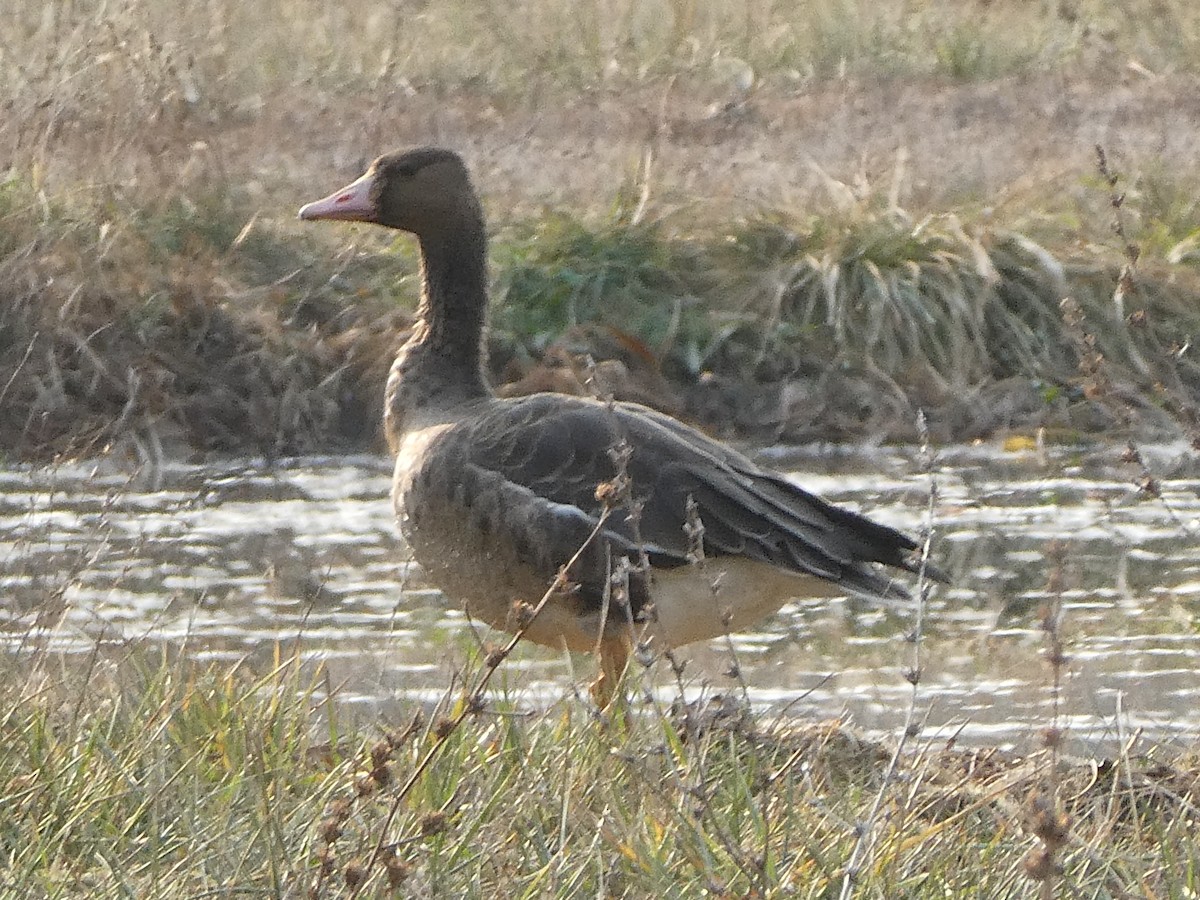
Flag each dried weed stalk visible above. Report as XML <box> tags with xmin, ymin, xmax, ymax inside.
<box><xmin>311</xmin><ymin>505</ymin><xmax>615</xmax><ymax>898</ymax></box>
<box><xmin>838</xmin><ymin>409</ymin><xmax>937</xmax><ymax>899</ymax></box>
<box><xmin>1083</xmin><ymin>149</ymin><xmax>1198</xmax><ymax>528</ymax></box>
<box><xmin>1023</xmin><ymin>540</ymin><xmax>1071</xmax><ymax>895</ymax></box>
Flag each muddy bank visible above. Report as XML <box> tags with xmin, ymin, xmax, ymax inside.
<box><xmin>2</xmin><ymin>202</ymin><xmax>1199</xmax><ymax>462</ymax></box>
<box><xmin>3</xmin><ymin>181</ymin><xmax>1200</xmax><ymax>463</ymax></box>
<box><xmin>4</xmin><ymin>67</ymin><xmax>1200</xmax><ymax>462</ymax></box>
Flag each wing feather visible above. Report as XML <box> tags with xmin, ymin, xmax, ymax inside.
<box><xmin>442</xmin><ymin>393</ymin><xmax>938</xmax><ymax>605</ymax></box>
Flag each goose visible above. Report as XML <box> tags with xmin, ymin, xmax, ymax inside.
<box><xmin>300</xmin><ymin>147</ymin><xmax>941</xmax><ymax>705</ymax></box>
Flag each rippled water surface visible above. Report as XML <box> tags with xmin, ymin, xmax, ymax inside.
<box><xmin>3</xmin><ymin>443</ymin><xmax>1199</xmax><ymax>753</ymax></box>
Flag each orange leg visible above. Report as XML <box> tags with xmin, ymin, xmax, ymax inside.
<box><xmin>590</xmin><ymin>636</ymin><xmax>632</xmax><ymax>708</ymax></box>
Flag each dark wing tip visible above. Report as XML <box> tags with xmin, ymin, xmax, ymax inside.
<box><xmin>896</xmin><ymin>550</ymin><xmax>951</xmax><ymax>585</ymax></box>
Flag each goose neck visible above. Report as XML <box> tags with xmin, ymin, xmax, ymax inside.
<box><xmin>411</xmin><ymin>225</ymin><xmax>488</xmax><ymax>370</ymax></box>
<box><xmin>385</xmin><ymin>222</ymin><xmax>491</xmax><ymax>442</ymax></box>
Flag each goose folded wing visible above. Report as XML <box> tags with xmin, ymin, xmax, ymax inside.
<box><xmin>618</xmin><ymin>404</ymin><xmax>936</xmax><ymax>599</ymax></box>
<box><xmin>457</xmin><ymin>395</ymin><xmax>935</xmax><ymax>602</ymax></box>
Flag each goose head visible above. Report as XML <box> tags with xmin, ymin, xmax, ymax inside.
<box><xmin>300</xmin><ymin>147</ymin><xmax>493</xmax><ymax>431</ymax></box>
<box><xmin>298</xmin><ymin>148</ymin><xmax>482</xmax><ymax>236</ymax></box>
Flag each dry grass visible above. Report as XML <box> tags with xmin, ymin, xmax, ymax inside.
<box><xmin>2</xmin><ymin>0</ymin><xmax>1200</xmax><ymax>210</ymax></box>
<box><xmin>0</xmin><ymin>170</ymin><xmax>405</xmax><ymax>461</ymax></box>
<box><xmin>6</xmin><ymin>2</ymin><xmax>1199</xmax><ymax>457</ymax></box>
<box><xmin>1</xmin><ymin>638</ymin><xmax>1197</xmax><ymax>898</ymax></box>
<box><xmin>6</xmin><ymin>153</ymin><xmax>1200</xmax><ymax>459</ymax></box>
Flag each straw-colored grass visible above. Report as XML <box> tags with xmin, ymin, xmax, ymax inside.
<box><xmin>1</xmin><ymin>642</ymin><xmax>1196</xmax><ymax>898</ymax></box>
<box><xmin>4</xmin><ymin>1</ymin><xmax>1200</xmax><ymax>458</ymax></box>
<box><xmin>6</xmin><ymin>0</ymin><xmax>1200</xmax><ymax>116</ymax></box>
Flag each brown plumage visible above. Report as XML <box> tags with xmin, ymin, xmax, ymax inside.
<box><xmin>300</xmin><ymin>147</ymin><xmax>942</xmax><ymax>704</ymax></box>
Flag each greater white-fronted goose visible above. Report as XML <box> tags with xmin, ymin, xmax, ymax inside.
<box><xmin>300</xmin><ymin>148</ymin><xmax>941</xmax><ymax>704</ymax></box>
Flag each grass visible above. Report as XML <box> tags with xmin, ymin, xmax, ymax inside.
<box><xmin>6</xmin><ymin>152</ymin><xmax>1200</xmax><ymax>459</ymax></box>
<box><xmin>6</xmin><ymin>0</ymin><xmax>1200</xmax><ymax>114</ymax></box>
<box><xmin>3</xmin><ymin>0</ymin><xmax>1200</xmax><ymax>462</ymax></box>
<box><xmin>1</xmin><ymin>640</ymin><xmax>1197</xmax><ymax>898</ymax></box>
<box><xmin>0</xmin><ymin>169</ymin><xmax>404</xmax><ymax>461</ymax></box>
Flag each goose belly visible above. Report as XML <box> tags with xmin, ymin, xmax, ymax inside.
<box><xmin>397</xmin><ymin>473</ymin><xmax>844</xmax><ymax>655</ymax></box>
<box><xmin>640</xmin><ymin>558</ymin><xmax>844</xmax><ymax>649</ymax></box>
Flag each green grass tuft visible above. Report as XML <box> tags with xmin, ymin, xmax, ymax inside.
<box><xmin>493</xmin><ymin>213</ymin><xmax>712</xmax><ymax>371</ymax></box>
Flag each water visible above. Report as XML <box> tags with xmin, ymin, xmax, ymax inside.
<box><xmin>2</xmin><ymin>443</ymin><xmax>1199</xmax><ymax>755</ymax></box>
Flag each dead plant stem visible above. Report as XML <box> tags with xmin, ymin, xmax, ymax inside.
<box><xmin>838</xmin><ymin>409</ymin><xmax>936</xmax><ymax>899</ymax></box>
<box><xmin>340</xmin><ymin>507</ymin><xmax>615</xmax><ymax>898</ymax></box>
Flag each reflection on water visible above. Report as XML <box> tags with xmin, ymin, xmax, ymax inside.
<box><xmin>2</xmin><ymin>444</ymin><xmax>1199</xmax><ymax>754</ymax></box>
